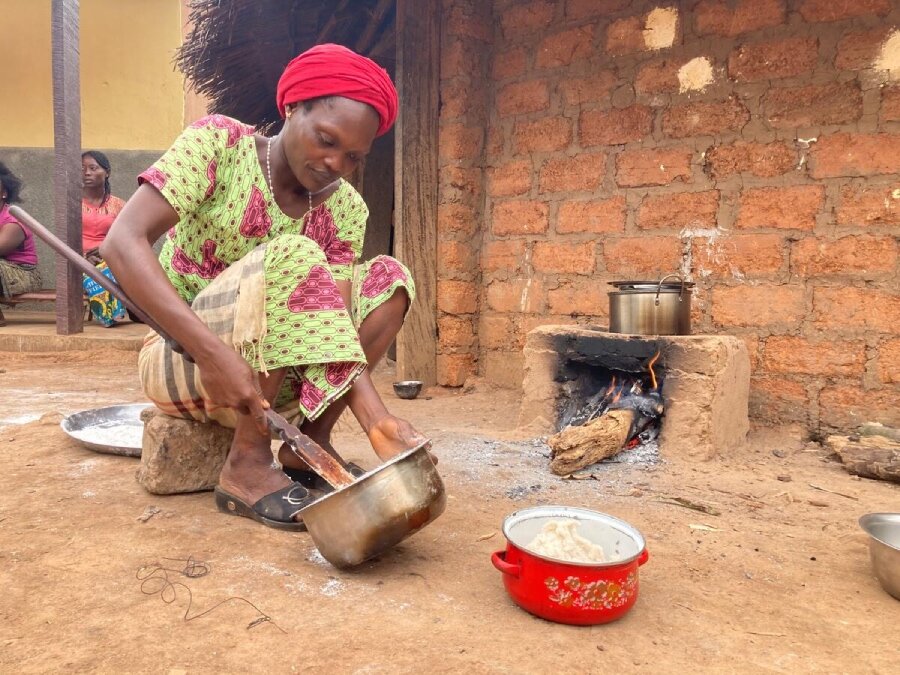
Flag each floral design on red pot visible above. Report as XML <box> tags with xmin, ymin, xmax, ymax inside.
<box><xmin>545</xmin><ymin>572</ymin><xmax>638</xmax><ymax>610</ymax></box>
<box><xmin>491</xmin><ymin>506</ymin><xmax>649</xmax><ymax>625</ymax></box>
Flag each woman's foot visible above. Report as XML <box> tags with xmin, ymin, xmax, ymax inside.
<box><xmin>367</xmin><ymin>414</ymin><xmax>436</xmax><ymax>464</ymax></box>
<box><xmin>219</xmin><ymin>438</ymin><xmax>301</xmax><ymax>521</ymax></box>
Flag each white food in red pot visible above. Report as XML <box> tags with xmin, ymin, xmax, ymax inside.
<box><xmin>526</xmin><ymin>519</ymin><xmax>607</xmax><ymax>564</ymax></box>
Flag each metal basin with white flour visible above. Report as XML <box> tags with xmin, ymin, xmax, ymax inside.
<box><xmin>61</xmin><ymin>403</ymin><xmax>151</xmax><ymax>457</ymax></box>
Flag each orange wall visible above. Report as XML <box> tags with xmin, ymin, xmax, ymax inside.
<box><xmin>2</xmin><ymin>0</ymin><xmax>185</xmax><ymax>149</ymax></box>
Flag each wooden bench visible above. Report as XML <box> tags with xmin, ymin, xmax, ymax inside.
<box><xmin>0</xmin><ymin>289</ymin><xmax>91</xmax><ymax>326</ymax></box>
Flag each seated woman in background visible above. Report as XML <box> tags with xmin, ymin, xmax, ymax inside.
<box><xmin>81</xmin><ymin>150</ymin><xmax>127</xmax><ymax>326</ymax></box>
<box><xmin>0</xmin><ymin>162</ymin><xmax>41</xmax><ymax>315</ymax></box>
<box><xmin>82</xmin><ymin>150</ymin><xmax>125</xmax><ymax>261</ymax></box>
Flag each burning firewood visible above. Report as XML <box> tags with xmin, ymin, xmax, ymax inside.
<box><xmin>548</xmin><ymin>409</ymin><xmax>635</xmax><ymax>475</ymax></box>
<box><xmin>548</xmin><ymin>391</ymin><xmax>664</xmax><ymax>476</ymax></box>
<box><xmin>548</xmin><ymin>353</ymin><xmax>665</xmax><ymax>476</ymax></box>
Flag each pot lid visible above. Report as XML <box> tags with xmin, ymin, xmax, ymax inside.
<box><xmin>609</xmin><ymin>279</ymin><xmax>695</xmax><ymax>289</ymax></box>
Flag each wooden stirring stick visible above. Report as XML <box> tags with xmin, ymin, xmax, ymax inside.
<box><xmin>10</xmin><ymin>205</ymin><xmax>357</xmax><ymax>489</ymax></box>
<box><xmin>265</xmin><ymin>409</ymin><xmax>355</xmax><ymax>488</ymax></box>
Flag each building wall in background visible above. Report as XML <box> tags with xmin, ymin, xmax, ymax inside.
<box><xmin>1</xmin><ymin>0</ymin><xmax>184</xmax><ymax>150</ymax></box>
<box><xmin>1</xmin><ymin>0</ymin><xmax>187</xmax><ymax>292</ymax></box>
<box><xmin>5</xmin><ymin>149</ymin><xmax>163</xmax><ymax>295</ymax></box>
<box><xmin>4</xmin><ymin>0</ymin><xmax>53</xmax><ymax>147</ymax></box>
<box><xmin>438</xmin><ymin>0</ymin><xmax>900</xmax><ymax>434</ymax></box>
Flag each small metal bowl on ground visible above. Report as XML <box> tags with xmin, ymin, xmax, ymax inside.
<box><xmin>859</xmin><ymin>513</ymin><xmax>900</xmax><ymax>601</ymax></box>
<box><xmin>393</xmin><ymin>380</ymin><xmax>423</xmax><ymax>399</ymax></box>
<box><xmin>61</xmin><ymin>403</ymin><xmax>151</xmax><ymax>457</ymax></box>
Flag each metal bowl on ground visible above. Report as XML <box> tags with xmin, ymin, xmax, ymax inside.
<box><xmin>393</xmin><ymin>380</ymin><xmax>423</xmax><ymax>399</ymax></box>
<box><xmin>60</xmin><ymin>403</ymin><xmax>152</xmax><ymax>457</ymax></box>
<box><xmin>299</xmin><ymin>443</ymin><xmax>446</xmax><ymax>568</ymax></box>
<box><xmin>492</xmin><ymin>506</ymin><xmax>649</xmax><ymax>625</ymax></box>
<box><xmin>859</xmin><ymin>513</ymin><xmax>900</xmax><ymax>601</ymax></box>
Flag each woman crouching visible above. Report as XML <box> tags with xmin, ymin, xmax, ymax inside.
<box><xmin>102</xmin><ymin>44</ymin><xmax>430</xmax><ymax>530</ymax></box>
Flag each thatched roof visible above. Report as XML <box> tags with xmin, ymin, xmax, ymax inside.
<box><xmin>177</xmin><ymin>0</ymin><xmax>396</xmax><ymax>133</ymax></box>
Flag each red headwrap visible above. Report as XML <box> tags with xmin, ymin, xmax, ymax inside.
<box><xmin>276</xmin><ymin>44</ymin><xmax>398</xmax><ymax>137</ymax></box>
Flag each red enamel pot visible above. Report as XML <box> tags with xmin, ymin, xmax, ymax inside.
<box><xmin>491</xmin><ymin>506</ymin><xmax>649</xmax><ymax>625</ymax></box>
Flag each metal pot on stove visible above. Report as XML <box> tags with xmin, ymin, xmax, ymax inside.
<box><xmin>608</xmin><ymin>274</ymin><xmax>693</xmax><ymax>336</ymax></box>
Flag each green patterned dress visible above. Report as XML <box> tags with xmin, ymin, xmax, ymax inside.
<box><xmin>136</xmin><ymin>114</ymin><xmax>413</xmax><ymax>426</ymax></box>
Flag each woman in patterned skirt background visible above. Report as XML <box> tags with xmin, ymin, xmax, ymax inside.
<box><xmin>0</xmin><ymin>162</ymin><xmax>42</xmax><ymax>317</ymax></box>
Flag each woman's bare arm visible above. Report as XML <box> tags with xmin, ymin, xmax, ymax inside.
<box><xmin>0</xmin><ymin>222</ymin><xmax>26</xmax><ymax>257</ymax></box>
<box><xmin>101</xmin><ymin>184</ymin><xmax>269</xmax><ymax>431</ymax></box>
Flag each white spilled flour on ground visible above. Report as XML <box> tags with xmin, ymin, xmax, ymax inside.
<box><xmin>284</xmin><ymin>579</ymin><xmax>309</xmax><ymax>595</ymax></box>
<box><xmin>320</xmin><ymin>578</ymin><xmax>345</xmax><ymax>597</ymax></box>
<box><xmin>67</xmin><ymin>421</ymin><xmax>143</xmax><ymax>448</ymax></box>
<box><xmin>526</xmin><ymin>519</ymin><xmax>607</xmax><ymax>564</ymax></box>
<box><xmin>0</xmin><ymin>413</ymin><xmax>42</xmax><ymax>428</ymax></box>
<box><xmin>70</xmin><ymin>458</ymin><xmax>100</xmax><ymax>476</ymax></box>
<box><xmin>230</xmin><ymin>555</ymin><xmax>291</xmax><ymax>577</ymax></box>
<box><xmin>307</xmin><ymin>549</ymin><xmax>329</xmax><ymax>567</ymax></box>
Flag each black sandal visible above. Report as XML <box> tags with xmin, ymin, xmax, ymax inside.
<box><xmin>214</xmin><ymin>482</ymin><xmax>316</xmax><ymax>531</ymax></box>
<box><xmin>282</xmin><ymin>463</ymin><xmax>365</xmax><ymax>493</ymax></box>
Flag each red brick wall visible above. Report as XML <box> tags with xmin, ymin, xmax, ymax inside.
<box><xmin>435</xmin><ymin>0</ymin><xmax>492</xmax><ymax>386</ymax></box>
<box><xmin>438</xmin><ymin>0</ymin><xmax>900</xmax><ymax>432</ymax></box>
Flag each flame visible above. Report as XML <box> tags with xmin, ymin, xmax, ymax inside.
<box><xmin>610</xmin><ymin>383</ymin><xmax>624</xmax><ymax>405</ymax></box>
<box><xmin>604</xmin><ymin>378</ymin><xmax>622</xmax><ymax>405</ymax></box>
<box><xmin>599</xmin><ymin>377</ymin><xmax>620</xmax><ymax>408</ymax></box>
<box><xmin>647</xmin><ymin>351</ymin><xmax>660</xmax><ymax>391</ymax></box>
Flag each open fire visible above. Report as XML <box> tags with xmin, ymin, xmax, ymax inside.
<box><xmin>519</xmin><ymin>326</ymin><xmax>750</xmax><ymax>463</ymax></box>
<box><xmin>548</xmin><ymin>353</ymin><xmax>665</xmax><ymax>475</ymax></box>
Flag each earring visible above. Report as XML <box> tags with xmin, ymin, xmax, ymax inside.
<box><xmin>286</xmin><ymin>110</ymin><xmax>293</xmax><ymax>119</ymax></box>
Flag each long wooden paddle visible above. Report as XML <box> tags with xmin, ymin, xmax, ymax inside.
<box><xmin>9</xmin><ymin>205</ymin><xmax>355</xmax><ymax>488</ymax></box>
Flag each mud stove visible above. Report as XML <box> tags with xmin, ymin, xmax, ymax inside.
<box><xmin>518</xmin><ymin>326</ymin><xmax>751</xmax><ymax>461</ymax></box>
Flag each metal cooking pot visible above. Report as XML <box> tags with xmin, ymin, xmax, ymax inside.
<box><xmin>299</xmin><ymin>443</ymin><xmax>446</xmax><ymax>569</ymax></box>
<box><xmin>608</xmin><ymin>274</ymin><xmax>693</xmax><ymax>336</ymax></box>
<box><xmin>491</xmin><ymin>506</ymin><xmax>649</xmax><ymax>625</ymax></box>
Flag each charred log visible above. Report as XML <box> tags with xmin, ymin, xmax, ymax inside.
<box><xmin>548</xmin><ymin>390</ymin><xmax>664</xmax><ymax>475</ymax></box>
<box><xmin>549</xmin><ymin>409</ymin><xmax>635</xmax><ymax>475</ymax></box>
<box><xmin>828</xmin><ymin>433</ymin><xmax>900</xmax><ymax>484</ymax></box>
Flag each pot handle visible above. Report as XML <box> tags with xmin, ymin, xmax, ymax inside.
<box><xmin>638</xmin><ymin>548</ymin><xmax>650</xmax><ymax>566</ymax></box>
<box><xmin>655</xmin><ymin>274</ymin><xmax>686</xmax><ymax>305</ymax></box>
<box><xmin>491</xmin><ymin>550</ymin><xmax>521</xmax><ymax>578</ymax></box>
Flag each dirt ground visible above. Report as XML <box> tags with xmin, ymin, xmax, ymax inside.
<box><xmin>0</xmin><ymin>350</ymin><xmax>898</xmax><ymax>674</ymax></box>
